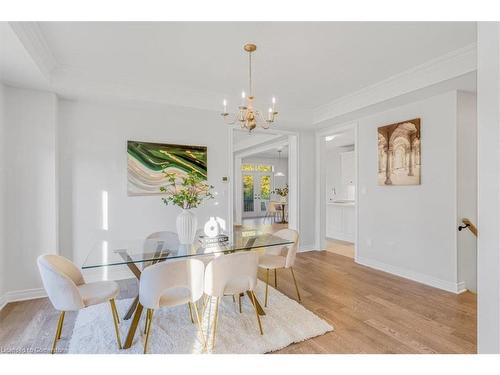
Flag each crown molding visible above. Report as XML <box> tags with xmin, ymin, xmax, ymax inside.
<box><xmin>313</xmin><ymin>43</ymin><xmax>477</xmax><ymax>125</ymax></box>
<box><xmin>8</xmin><ymin>22</ymin><xmax>59</xmax><ymax>81</ymax></box>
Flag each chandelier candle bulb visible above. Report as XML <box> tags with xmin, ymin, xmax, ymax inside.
<box><xmin>223</xmin><ymin>99</ymin><xmax>227</xmax><ymax>113</ymax></box>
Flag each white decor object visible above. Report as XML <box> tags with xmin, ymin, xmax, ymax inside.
<box><xmin>68</xmin><ymin>281</ymin><xmax>333</xmax><ymax>354</ymax></box>
<box><xmin>176</xmin><ymin>209</ymin><xmax>197</xmax><ymax>244</ymax></box>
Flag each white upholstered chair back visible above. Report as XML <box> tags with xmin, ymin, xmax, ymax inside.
<box><xmin>274</xmin><ymin>228</ymin><xmax>299</xmax><ymax>268</ymax></box>
<box><xmin>37</xmin><ymin>254</ymin><xmax>85</xmax><ymax>311</ymax></box>
<box><xmin>204</xmin><ymin>251</ymin><xmax>258</xmax><ymax>297</ymax></box>
<box><xmin>139</xmin><ymin>258</ymin><xmax>205</xmax><ymax>310</ymax></box>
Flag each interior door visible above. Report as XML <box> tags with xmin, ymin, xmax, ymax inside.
<box><xmin>242</xmin><ymin>171</ymin><xmax>273</xmax><ymax>218</ymax></box>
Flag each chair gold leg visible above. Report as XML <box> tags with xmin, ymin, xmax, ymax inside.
<box><xmin>201</xmin><ymin>294</ymin><xmax>210</xmax><ymax>318</ymax></box>
<box><xmin>144</xmin><ymin>309</ymin><xmax>154</xmax><ymax>354</ymax></box>
<box><xmin>232</xmin><ymin>295</ymin><xmax>236</xmax><ymax>303</ymax></box>
<box><xmin>192</xmin><ymin>301</ymin><xmax>207</xmax><ymax>351</ymax></box>
<box><xmin>238</xmin><ymin>294</ymin><xmax>242</xmax><ymax>313</ymax></box>
<box><xmin>275</xmin><ymin>269</ymin><xmax>278</xmax><ymax>288</ymax></box>
<box><xmin>265</xmin><ymin>268</ymin><xmax>270</xmax><ymax>307</ymax></box>
<box><xmin>51</xmin><ymin>311</ymin><xmax>65</xmax><ymax>354</ymax></box>
<box><xmin>56</xmin><ymin>311</ymin><xmax>65</xmax><ymax>339</ymax></box>
<box><xmin>290</xmin><ymin>267</ymin><xmax>302</xmax><ymax>302</ymax></box>
<box><xmin>110</xmin><ymin>299</ymin><xmax>122</xmax><ymax>349</ymax></box>
<box><xmin>249</xmin><ymin>291</ymin><xmax>264</xmax><ymax>335</ymax></box>
<box><xmin>188</xmin><ymin>302</ymin><xmax>194</xmax><ymax>324</ymax></box>
<box><xmin>211</xmin><ymin>297</ymin><xmax>220</xmax><ymax>351</ymax></box>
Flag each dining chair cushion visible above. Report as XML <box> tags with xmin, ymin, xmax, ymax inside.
<box><xmin>258</xmin><ymin>254</ymin><xmax>286</xmax><ymax>270</ymax></box>
<box><xmin>158</xmin><ymin>286</ymin><xmax>191</xmax><ymax>307</ymax></box>
<box><xmin>78</xmin><ymin>280</ymin><xmax>120</xmax><ymax>307</ymax></box>
<box><xmin>204</xmin><ymin>251</ymin><xmax>258</xmax><ymax>297</ymax></box>
<box><xmin>264</xmin><ymin>229</ymin><xmax>299</xmax><ymax>269</ymax></box>
<box><xmin>139</xmin><ymin>258</ymin><xmax>205</xmax><ymax>310</ymax></box>
<box><xmin>37</xmin><ymin>254</ymin><xmax>86</xmax><ymax>311</ymax></box>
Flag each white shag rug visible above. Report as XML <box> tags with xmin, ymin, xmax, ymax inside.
<box><xmin>68</xmin><ymin>281</ymin><xmax>333</xmax><ymax>354</ymax></box>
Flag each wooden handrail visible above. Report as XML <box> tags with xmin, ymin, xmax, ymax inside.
<box><xmin>458</xmin><ymin>218</ymin><xmax>478</xmax><ymax>237</ymax></box>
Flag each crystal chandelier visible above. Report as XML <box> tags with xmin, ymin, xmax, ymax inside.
<box><xmin>221</xmin><ymin>43</ymin><xmax>278</xmax><ymax>132</ymax></box>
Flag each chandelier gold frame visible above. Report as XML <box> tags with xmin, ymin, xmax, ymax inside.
<box><xmin>221</xmin><ymin>43</ymin><xmax>278</xmax><ymax>132</ymax></box>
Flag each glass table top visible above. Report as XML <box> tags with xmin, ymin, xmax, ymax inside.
<box><xmin>82</xmin><ymin>231</ymin><xmax>293</xmax><ymax>269</ymax></box>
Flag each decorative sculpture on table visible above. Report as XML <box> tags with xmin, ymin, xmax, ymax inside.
<box><xmin>377</xmin><ymin>118</ymin><xmax>421</xmax><ymax>186</ymax></box>
<box><xmin>127</xmin><ymin>140</ymin><xmax>207</xmax><ymax>196</ymax></box>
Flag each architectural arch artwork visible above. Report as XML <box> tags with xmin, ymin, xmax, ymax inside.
<box><xmin>377</xmin><ymin>118</ymin><xmax>421</xmax><ymax>185</ymax></box>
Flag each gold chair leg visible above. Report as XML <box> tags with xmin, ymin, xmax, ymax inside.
<box><xmin>232</xmin><ymin>295</ymin><xmax>236</xmax><ymax>303</ymax></box>
<box><xmin>56</xmin><ymin>311</ymin><xmax>65</xmax><ymax>339</ymax></box>
<box><xmin>110</xmin><ymin>299</ymin><xmax>122</xmax><ymax>349</ymax></box>
<box><xmin>265</xmin><ymin>268</ymin><xmax>270</xmax><ymax>307</ymax></box>
<box><xmin>210</xmin><ymin>297</ymin><xmax>220</xmax><ymax>351</ymax></box>
<box><xmin>144</xmin><ymin>309</ymin><xmax>154</xmax><ymax>354</ymax></box>
<box><xmin>192</xmin><ymin>301</ymin><xmax>207</xmax><ymax>351</ymax></box>
<box><xmin>201</xmin><ymin>294</ymin><xmax>210</xmax><ymax>318</ymax></box>
<box><xmin>188</xmin><ymin>302</ymin><xmax>194</xmax><ymax>324</ymax></box>
<box><xmin>290</xmin><ymin>267</ymin><xmax>302</xmax><ymax>302</ymax></box>
<box><xmin>238</xmin><ymin>294</ymin><xmax>242</xmax><ymax>313</ymax></box>
<box><xmin>51</xmin><ymin>311</ymin><xmax>65</xmax><ymax>354</ymax></box>
<box><xmin>249</xmin><ymin>291</ymin><xmax>264</xmax><ymax>335</ymax></box>
<box><xmin>275</xmin><ymin>269</ymin><xmax>278</xmax><ymax>288</ymax></box>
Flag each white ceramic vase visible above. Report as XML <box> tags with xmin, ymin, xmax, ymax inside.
<box><xmin>176</xmin><ymin>209</ymin><xmax>197</xmax><ymax>245</ymax></box>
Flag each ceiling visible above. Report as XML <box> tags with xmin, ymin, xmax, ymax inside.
<box><xmin>0</xmin><ymin>22</ymin><xmax>48</xmax><ymax>90</ymax></box>
<box><xmin>1</xmin><ymin>22</ymin><xmax>476</xmax><ymax>125</ymax></box>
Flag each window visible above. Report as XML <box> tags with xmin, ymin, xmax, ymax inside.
<box><xmin>241</xmin><ymin>163</ymin><xmax>273</xmax><ymax>172</ymax></box>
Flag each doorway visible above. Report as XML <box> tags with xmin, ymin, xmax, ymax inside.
<box><xmin>316</xmin><ymin>124</ymin><xmax>358</xmax><ymax>258</ymax></box>
<box><xmin>230</xmin><ymin>128</ymin><xmax>298</xmax><ymax>236</ymax></box>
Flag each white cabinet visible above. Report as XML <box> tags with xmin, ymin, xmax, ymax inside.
<box><xmin>326</xmin><ymin>203</ymin><xmax>355</xmax><ymax>242</ymax></box>
<box><xmin>341</xmin><ymin>151</ymin><xmax>355</xmax><ymax>186</ymax></box>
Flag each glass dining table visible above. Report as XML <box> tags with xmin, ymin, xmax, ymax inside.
<box><xmin>82</xmin><ymin>231</ymin><xmax>293</xmax><ymax>349</ymax></box>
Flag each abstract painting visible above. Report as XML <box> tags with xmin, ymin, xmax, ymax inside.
<box><xmin>377</xmin><ymin>118</ymin><xmax>421</xmax><ymax>186</ymax></box>
<box><xmin>127</xmin><ymin>141</ymin><xmax>207</xmax><ymax>196</ymax></box>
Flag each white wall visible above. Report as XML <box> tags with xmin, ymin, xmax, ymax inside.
<box><xmin>0</xmin><ymin>84</ymin><xmax>6</xmax><ymax>302</ymax></box>
<box><xmin>356</xmin><ymin>91</ymin><xmax>465</xmax><ymax>292</ymax></box>
<box><xmin>58</xmin><ymin>99</ymin><xmax>230</xmax><ymax>267</ymax></box>
<box><xmin>3</xmin><ymin>86</ymin><xmax>58</xmax><ymax>293</ymax></box>
<box><xmin>298</xmin><ymin>131</ymin><xmax>316</xmax><ymax>248</ymax></box>
<box><xmin>477</xmin><ymin>21</ymin><xmax>500</xmax><ymax>354</ymax></box>
<box><xmin>457</xmin><ymin>91</ymin><xmax>477</xmax><ymax>293</ymax></box>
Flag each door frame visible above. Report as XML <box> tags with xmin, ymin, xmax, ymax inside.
<box><xmin>228</xmin><ymin>127</ymin><xmax>300</xmax><ymax>237</ymax></box>
<box><xmin>315</xmin><ymin>121</ymin><xmax>359</xmax><ymax>257</ymax></box>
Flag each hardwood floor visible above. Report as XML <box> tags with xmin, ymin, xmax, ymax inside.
<box><xmin>272</xmin><ymin>252</ymin><xmax>476</xmax><ymax>354</ymax></box>
<box><xmin>0</xmin><ymin>251</ymin><xmax>476</xmax><ymax>354</ymax></box>
<box><xmin>325</xmin><ymin>238</ymin><xmax>355</xmax><ymax>259</ymax></box>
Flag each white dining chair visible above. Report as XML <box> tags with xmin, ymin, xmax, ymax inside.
<box><xmin>203</xmin><ymin>251</ymin><xmax>263</xmax><ymax>351</ymax></box>
<box><xmin>139</xmin><ymin>258</ymin><xmax>206</xmax><ymax>354</ymax></box>
<box><xmin>258</xmin><ymin>228</ymin><xmax>301</xmax><ymax>306</ymax></box>
<box><xmin>37</xmin><ymin>254</ymin><xmax>122</xmax><ymax>354</ymax></box>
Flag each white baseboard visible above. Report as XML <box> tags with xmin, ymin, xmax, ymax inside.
<box><xmin>0</xmin><ymin>287</ymin><xmax>47</xmax><ymax>310</ymax></box>
<box><xmin>0</xmin><ymin>294</ymin><xmax>7</xmax><ymax>311</ymax></box>
<box><xmin>457</xmin><ymin>281</ymin><xmax>468</xmax><ymax>294</ymax></box>
<box><xmin>299</xmin><ymin>243</ymin><xmax>317</xmax><ymax>253</ymax></box>
<box><xmin>356</xmin><ymin>256</ymin><xmax>465</xmax><ymax>294</ymax></box>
